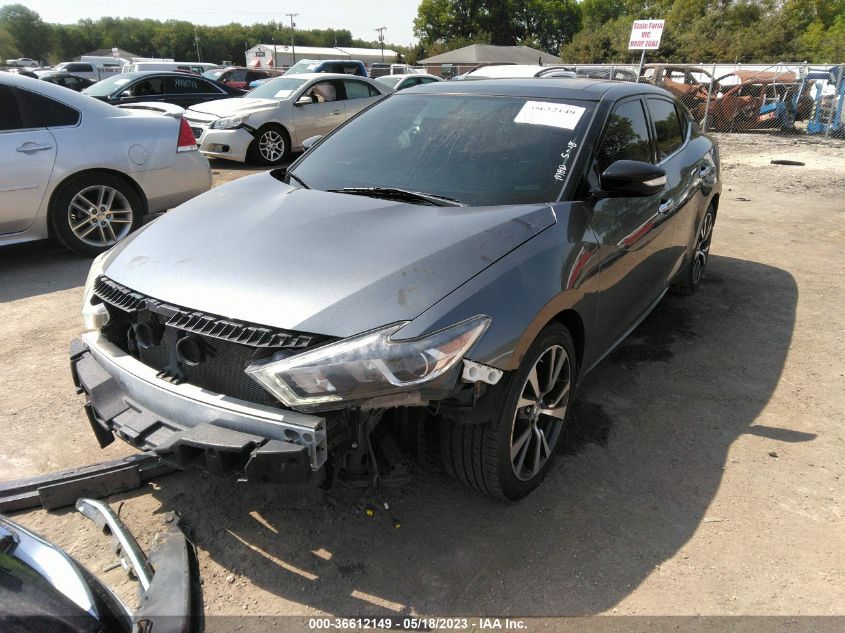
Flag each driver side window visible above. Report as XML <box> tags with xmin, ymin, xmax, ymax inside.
<box><xmin>594</xmin><ymin>99</ymin><xmax>652</xmax><ymax>174</ymax></box>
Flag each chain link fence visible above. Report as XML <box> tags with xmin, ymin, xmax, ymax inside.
<box><xmin>424</xmin><ymin>62</ymin><xmax>845</xmax><ymax>141</ymax></box>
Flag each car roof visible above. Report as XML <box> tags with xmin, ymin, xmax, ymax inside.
<box><xmin>116</xmin><ymin>71</ymin><xmax>213</xmax><ymax>79</ymax></box>
<box><xmin>282</xmin><ymin>72</ymin><xmax>375</xmax><ymax>81</ymax></box>
<box><xmin>410</xmin><ymin>78</ymin><xmax>672</xmax><ymax>102</ymax></box>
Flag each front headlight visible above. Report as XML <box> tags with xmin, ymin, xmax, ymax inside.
<box><xmin>81</xmin><ymin>252</ymin><xmax>109</xmax><ymax>332</ymax></box>
<box><xmin>211</xmin><ymin>114</ymin><xmax>248</xmax><ymax>129</ymax></box>
<box><xmin>246</xmin><ymin>315</ymin><xmax>490</xmax><ymax>410</ymax></box>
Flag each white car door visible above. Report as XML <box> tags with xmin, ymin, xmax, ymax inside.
<box><xmin>0</xmin><ymin>84</ymin><xmax>57</xmax><ymax>235</ymax></box>
<box><xmin>342</xmin><ymin>79</ymin><xmax>382</xmax><ymax>118</ymax></box>
<box><xmin>291</xmin><ymin>79</ymin><xmax>347</xmax><ymax>144</ymax></box>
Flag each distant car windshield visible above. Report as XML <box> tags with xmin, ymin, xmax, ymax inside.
<box><xmin>290</xmin><ymin>93</ymin><xmax>594</xmax><ymax>207</ymax></box>
<box><xmin>82</xmin><ymin>74</ymin><xmax>134</xmax><ymax>96</ymax></box>
<box><xmin>285</xmin><ymin>60</ymin><xmax>320</xmax><ymax>74</ymax></box>
<box><xmin>203</xmin><ymin>69</ymin><xmax>225</xmax><ymax>80</ymax></box>
<box><xmin>248</xmin><ymin>77</ymin><xmax>306</xmax><ymax>100</ymax></box>
<box><xmin>375</xmin><ymin>76</ymin><xmax>403</xmax><ymax>89</ymax></box>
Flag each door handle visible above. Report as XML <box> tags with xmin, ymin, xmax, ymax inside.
<box><xmin>658</xmin><ymin>199</ymin><xmax>675</xmax><ymax>214</ymax></box>
<box><xmin>16</xmin><ymin>142</ymin><xmax>53</xmax><ymax>153</ymax></box>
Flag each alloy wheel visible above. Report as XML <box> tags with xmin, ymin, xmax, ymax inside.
<box><xmin>509</xmin><ymin>344</ymin><xmax>571</xmax><ymax>481</ymax></box>
<box><xmin>692</xmin><ymin>209</ymin><xmax>715</xmax><ymax>285</ymax></box>
<box><xmin>68</xmin><ymin>185</ymin><xmax>134</xmax><ymax>248</ymax></box>
<box><xmin>258</xmin><ymin>130</ymin><xmax>285</xmax><ymax>163</ymax></box>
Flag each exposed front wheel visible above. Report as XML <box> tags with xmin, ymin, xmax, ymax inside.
<box><xmin>51</xmin><ymin>173</ymin><xmax>143</xmax><ymax>256</ymax></box>
<box><xmin>441</xmin><ymin>324</ymin><xmax>576</xmax><ymax>500</ymax></box>
<box><xmin>248</xmin><ymin>125</ymin><xmax>290</xmax><ymax>165</ymax></box>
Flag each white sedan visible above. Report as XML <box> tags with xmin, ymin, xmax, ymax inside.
<box><xmin>185</xmin><ymin>73</ymin><xmax>386</xmax><ymax>165</ymax></box>
<box><xmin>374</xmin><ymin>73</ymin><xmax>443</xmax><ymax>92</ymax></box>
<box><xmin>0</xmin><ymin>73</ymin><xmax>211</xmax><ymax>256</ymax></box>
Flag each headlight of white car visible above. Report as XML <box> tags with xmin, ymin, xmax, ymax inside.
<box><xmin>81</xmin><ymin>251</ymin><xmax>109</xmax><ymax>332</ymax></box>
<box><xmin>246</xmin><ymin>315</ymin><xmax>490</xmax><ymax>410</ymax></box>
<box><xmin>211</xmin><ymin>114</ymin><xmax>249</xmax><ymax>129</ymax></box>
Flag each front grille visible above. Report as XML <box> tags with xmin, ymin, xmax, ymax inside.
<box><xmin>94</xmin><ymin>276</ymin><xmax>332</xmax><ymax>405</ymax></box>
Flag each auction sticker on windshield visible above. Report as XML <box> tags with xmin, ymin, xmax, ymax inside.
<box><xmin>514</xmin><ymin>101</ymin><xmax>585</xmax><ymax>130</ymax></box>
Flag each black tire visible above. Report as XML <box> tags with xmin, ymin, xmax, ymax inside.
<box><xmin>50</xmin><ymin>172</ymin><xmax>143</xmax><ymax>257</ymax></box>
<box><xmin>673</xmin><ymin>202</ymin><xmax>716</xmax><ymax>295</ymax></box>
<box><xmin>441</xmin><ymin>324</ymin><xmax>576</xmax><ymax>501</ymax></box>
<box><xmin>247</xmin><ymin>124</ymin><xmax>290</xmax><ymax>165</ymax></box>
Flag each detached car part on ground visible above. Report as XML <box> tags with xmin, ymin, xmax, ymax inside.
<box><xmin>0</xmin><ymin>73</ymin><xmax>211</xmax><ymax>256</ymax></box>
<box><xmin>72</xmin><ymin>79</ymin><xmax>720</xmax><ymax>501</ymax></box>
<box><xmin>0</xmin><ymin>500</ymin><xmax>195</xmax><ymax>633</ymax></box>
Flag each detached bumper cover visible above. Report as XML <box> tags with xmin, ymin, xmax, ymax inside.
<box><xmin>70</xmin><ymin>337</ymin><xmax>326</xmax><ymax>484</ymax></box>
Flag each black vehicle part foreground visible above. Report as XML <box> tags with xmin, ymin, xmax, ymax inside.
<box><xmin>0</xmin><ymin>500</ymin><xmax>196</xmax><ymax>633</ymax></box>
<box><xmin>0</xmin><ymin>454</ymin><xmax>174</xmax><ymax>513</ymax></box>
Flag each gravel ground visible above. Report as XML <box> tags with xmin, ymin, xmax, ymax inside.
<box><xmin>1</xmin><ymin>137</ymin><xmax>843</xmax><ymax>620</ymax></box>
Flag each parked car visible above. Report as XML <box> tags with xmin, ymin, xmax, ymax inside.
<box><xmin>463</xmin><ymin>64</ymin><xmax>576</xmax><ymax>79</ymax></box>
<box><xmin>50</xmin><ymin>61</ymin><xmax>117</xmax><ymax>81</ymax></box>
<box><xmin>374</xmin><ymin>73</ymin><xmax>443</xmax><ymax>92</ymax></box>
<box><xmin>123</xmin><ymin>61</ymin><xmax>219</xmax><ymax>75</ymax></box>
<box><xmin>202</xmin><ymin>66</ymin><xmax>272</xmax><ymax>89</ymax></box>
<box><xmin>0</xmin><ymin>499</ymin><xmax>195</xmax><ymax>633</ymax></box>
<box><xmin>284</xmin><ymin>59</ymin><xmax>367</xmax><ymax>77</ymax></box>
<box><xmin>36</xmin><ymin>71</ymin><xmax>95</xmax><ymax>91</ymax></box>
<box><xmin>72</xmin><ymin>78</ymin><xmax>720</xmax><ymax>501</ymax></box>
<box><xmin>82</xmin><ymin>71</ymin><xmax>245</xmax><ymax>109</ymax></box>
<box><xmin>0</xmin><ymin>73</ymin><xmax>211</xmax><ymax>255</ymax></box>
<box><xmin>185</xmin><ymin>73</ymin><xmax>386</xmax><ymax>164</ymax></box>
<box><xmin>4</xmin><ymin>57</ymin><xmax>37</xmax><ymax>67</ymax></box>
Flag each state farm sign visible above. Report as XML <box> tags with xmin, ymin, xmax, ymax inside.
<box><xmin>628</xmin><ymin>20</ymin><xmax>665</xmax><ymax>50</ymax></box>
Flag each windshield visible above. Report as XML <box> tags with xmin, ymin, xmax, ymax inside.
<box><xmin>285</xmin><ymin>60</ymin><xmax>320</xmax><ymax>75</ymax></box>
<box><xmin>203</xmin><ymin>68</ymin><xmax>225</xmax><ymax>80</ymax></box>
<box><xmin>290</xmin><ymin>93</ymin><xmax>594</xmax><ymax>207</ymax></box>
<box><xmin>82</xmin><ymin>74</ymin><xmax>134</xmax><ymax>96</ymax></box>
<box><xmin>248</xmin><ymin>77</ymin><xmax>307</xmax><ymax>100</ymax></box>
<box><xmin>375</xmin><ymin>76</ymin><xmax>403</xmax><ymax>89</ymax></box>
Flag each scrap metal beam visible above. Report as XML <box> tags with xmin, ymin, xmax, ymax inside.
<box><xmin>0</xmin><ymin>453</ymin><xmax>175</xmax><ymax>512</ymax></box>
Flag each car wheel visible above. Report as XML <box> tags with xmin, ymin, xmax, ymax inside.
<box><xmin>249</xmin><ymin>125</ymin><xmax>290</xmax><ymax>165</ymax></box>
<box><xmin>441</xmin><ymin>323</ymin><xmax>575</xmax><ymax>500</ymax></box>
<box><xmin>673</xmin><ymin>203</ymin><xmax>716</xmax><ymax>295</ymax></box>
<box><xmin>50</xmin><ymin>173</ymin><xmax>143</xmax><ymax>257</ymax></box>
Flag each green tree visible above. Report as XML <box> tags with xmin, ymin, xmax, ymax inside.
<box><xmin>0</xmin><ymin>3</ymin><xmax>49</xmax><ymax>59</ymax></box>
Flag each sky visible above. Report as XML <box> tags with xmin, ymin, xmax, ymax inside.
<box><xmin>16</xmin><ymin>0</ymin><xmax>424</xmax><ymax>46</ymax></box>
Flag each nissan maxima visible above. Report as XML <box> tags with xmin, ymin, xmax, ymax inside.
<box><xmin>71</xmin><ymin>79</ymin><xmax>720</xmax><ymax>500</ymax></box>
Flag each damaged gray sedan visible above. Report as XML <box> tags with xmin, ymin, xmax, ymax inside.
<box><xmin>71</xmin><ymin>79</ymin><xmax>720</xmax><ymax>500</ymax></box>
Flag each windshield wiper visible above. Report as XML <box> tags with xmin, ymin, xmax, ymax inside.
<box><xmin>327</xmin><ymin>187</ymin><xmax>465</xmax><ymax>207</ymax></box>
<box><xmin>286</xmin><ymin>171</ymin><xmax>310</xmax><ymax>189</ymax></box>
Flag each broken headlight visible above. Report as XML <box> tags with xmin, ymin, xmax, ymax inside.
<box><xmin>246</xmin><ymin>315</ymin><xmax>490</xmax><ymax>410</ymax></box>
<box><xmin>81</xmin><ymin>251</ymin><xmax>109</xmax><ymax>332</ymax></box>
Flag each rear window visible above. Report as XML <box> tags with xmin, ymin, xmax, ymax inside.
<box><xmin>18</xmin><ymin>89</ymin><xmax>80</xmax><ymax>127</ymax></box>
<box><xmin>647</xmin><ymin>98</ymin><xmax>684</xmax><ymax>160</ymax></box>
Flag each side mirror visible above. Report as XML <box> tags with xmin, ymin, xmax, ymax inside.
<box><xmin>294</xmin><ymin>95</ymin><xmax>314</xmax><ymax>106</ymax></box>
<box><xmin>599</xmin><ymin>160</ymin><xmax>666</xmax><ymax>197</ymax></box>
<box><xmin>302</xmin><ymin>135</ymin><xmax>323</xmax><ymax>151</ymax></box>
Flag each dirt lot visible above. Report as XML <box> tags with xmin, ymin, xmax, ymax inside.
<box><xmin>1</xmin><ymin>136</ymin><xmax>844</xmax><ymax>620</ymax></box>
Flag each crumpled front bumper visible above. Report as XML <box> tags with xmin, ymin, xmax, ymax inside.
<box><xmin>70</xmin><ymin>335</ymin><xmax>327</xmax><ymax>485</ymax></box>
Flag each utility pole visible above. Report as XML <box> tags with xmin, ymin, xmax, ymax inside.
<box><xmin>375</xmin><ymin>26</ymin><xmax>386</xmax><ymax>63</ymax></box>
<box><xmin>285</xmin><ymin>13</ymin><xmax>298</xmax><ymax>65</ymax></box>
<box><xmin>194</xmin><ymin>28</ymin><xmax>202</xmax><ymax>62</ymax></box>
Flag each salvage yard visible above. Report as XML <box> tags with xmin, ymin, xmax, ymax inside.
<box><xmin>1</xmin><ymin>134</ymin><xmax>843</xmax><ymax>618</ymax></box>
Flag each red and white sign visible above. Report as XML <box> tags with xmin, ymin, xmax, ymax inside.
<box><xmin>628</xmin><ymin>20</ymin><xmax>665</xmax><ymax>50</ymax></box>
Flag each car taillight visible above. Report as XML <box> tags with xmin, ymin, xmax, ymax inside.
<box><xmin>177</xmin><ymin>117</ymin><xmax>197</xmax><ymax>152</ymax></box>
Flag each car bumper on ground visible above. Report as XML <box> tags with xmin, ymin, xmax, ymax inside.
<box><xmin>195</xmin><ymin>126</ymin><xmax>253</xmax><ymax>163</ymax></box>
<box><xmin>70</xmin><ymin>334</ymin><xmax>327</xmax><ymax>485</ymax></box>
<box><xmin>135</xmin><ymin>150</ymin><xmax>212</xmax><ymax>214</ymax></box>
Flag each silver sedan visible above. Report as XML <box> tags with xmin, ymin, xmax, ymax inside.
<box><xmin>0</xmin><ymin>73</ymin><xmax>211</xmax><ymax>255</ymax></box>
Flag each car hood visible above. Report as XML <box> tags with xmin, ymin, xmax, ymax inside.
<box><xmin>187</xmin><ymin>97</ymin><xmax>279</xmax><ymax>117</ymax></box>
<box><xmin>103</xmin><ymin>172</ymin><xmax>556</xmax><ymax>338</ymax></box>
